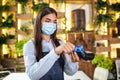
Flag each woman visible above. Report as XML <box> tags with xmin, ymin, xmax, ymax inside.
<box><xmin>23</xmin><ymin>7</ymin><xmax>79</xmax><ymax>80</ymax></box>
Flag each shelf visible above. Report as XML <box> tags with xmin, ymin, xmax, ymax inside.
<box><xmin>28</xmin><ymin>0</ymin><xmax>33</xmax><ymax>3</ymax></box>
<box><xmin>95</xmin><ymin>35</ymin><xmax>110</xmax><ymax>40</ymax></box>
<box><xmin>9</xmin><ymin>6</ymin><xmax>17</xmax><ymax>12</ymax></box>
<box><xmin>2</xmin><ymin>6</ymin><xmax>17</xmax><ymax>12</ymax></box>
<box><xmin>94</xmin><ymin>46</ymin><xmax>111</xmax><ymax>53</ymax></box>
<box><xmin>109</xmin><ymin>38</ymin><xmax>120</xmax><ymax>44</ymax></box>
<box><xmin>17</xmin><ymin>30</ymin><xmax>27</xmax><ymax>35</ymax></box>
<box><xmin>66</xmin><ymin>0</ymin><xmax>92</xmax><ymax>4</ymax></box>
<box><xmin>50</xmin><ymin>0</ymin><xmax>92</xmax><ymax>4</ymax></box>
<box><xmin>16</xmin><ymin>13</ymin><xmax>33</xmax><ymax>19</ymax></box>
<box><xmin>57</xmin><ymin>12</ymin><xmax>65</xmax><ymax>19</ymax></box>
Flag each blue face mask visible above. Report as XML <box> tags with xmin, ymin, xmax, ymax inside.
<box><xmin>42</xmin><ymin>22</ymin><xmax>57</xmax><ymax>35</ymax></box>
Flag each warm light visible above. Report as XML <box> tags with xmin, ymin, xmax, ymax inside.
<box><xmin>2</xmin><ymin>29</ymin><xmax>7</xmax><ymax>34</ymax></box>
<box><xmin>98</xmin><ymin>22</ymin><xmax>108</xmax><ymax>35</ymax></box>
<box><xmin>99</xmin><ymin>7</ymin><xmax>107</xmax><ymax>14</ymax></box>
<box><xmin>33</xmin><ymin>0</ymin><xmax>39</xmax><ymax>18</ymax></box>
<box><xmin>18</xmin><ymin>19</ymin><xmax>22</xmax><ymax>41</ymax></box>
<box><xmin>86</xmin><ymin>24</ymin><xmax>94</xmax><ymax>31</ymax></box>
<box><xmin>2</xmin><ymin>0</ymin><xmax>6</xmax><ymax>5</ymax></box>
<box><xmin>18</xmin><ymin>35</ymin><xmax>21</xmax><ymax>41</ymax></box>
<box><xmin>96</xmin><ymin>52</ymin><xmax>108</xmax><ymax>57</ymax></box>
<box><xmin>2</xmin><ymin>44</ymin><xmax>9</xmax><ymax>54</ymax></box>
<box><xmin>65</xmin><ymin>4</ymin><xmax>72</xmax><ymax>31</ymax></box>
<box><xmin>43</xmin><ymin>0</ymin><xmax>49</xmax><ymax>3</ymax></box>
<box><xmin>57</xmin><ymin>33</ymin><xmax>66</xmax><ymax>42</ymax></box>
<box><xmin>116</xmin><ymin>12</ymin><xmax>120</xmax><ymax>20</ymax></box>
<box><xmin>18</xmin><ymin>53</ymin><xmax>21</xmax><ymax>57</ymax></box>
<box><xmin>109</xmin><ymin>0</ymin><xmax>120</xmax><ymax>4</ymax></box>
<box><xmin>50</xmin><ymin>3</ymin><xmax>65</xmax><ymax>12</ymax></box>
<box><xmin>18</xmin><ymin>19</ymin><xmax>21</xmax><ymax>29</ymax></box>
<box><xmin>8</xmin><ymin>28</ymin><xmax>15</xmax><ymax>35</ymax></box>
<box><xmin>34</xmin><ymin>12</ymin><xmax>37</xmax><ymax>18</ymax></box>
<box><xmin>111</xmin><ymin>44</ymin><xmax>120</xmax><ymax>58</ymax></box>
<box><xmin>102</xmin><ymin>0</ymin><xmax>106</xmax><ymax>2</ymax></box>
<box><xmin>101</xmin><ymin>40</ymin><xmax>108</xmax><ymax>47</ymax></box>
<box><xmin>34</xmin><ymin>0</ymin><xmax>39</xmax><ymax>4</ymax></box>
<box><xmin>102</xmin><ymin>52</ymin><xmax>108</xmax><ymax>57</ymax></box>
<box><xmin>18</xmin><ymin>3</ymin><xmax>21</xmax><ymax>13</ymax></box>
<box><xmin>2</xmin><ymin>12</ymin><xmax>7</xmax><ymax>21</ymax></box>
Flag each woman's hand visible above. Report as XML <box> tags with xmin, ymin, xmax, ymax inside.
<box><xmin>54</xmin><ymin>42</ymin><xmax>79</xmax><ymax>62</ymax></box>
<box><xmin>70</xmin><ymin>52</ymin><xmax>79</xmax><ymax>62</ymax></box>
<box><xmin>55</xmin><ymin>42</ymin><xmax>75</xmax><ymax>55</ymax></box>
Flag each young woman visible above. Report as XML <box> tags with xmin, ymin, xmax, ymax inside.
<box><xmin>23</xmin><ymin>7</ymin><xmax>79</xmax><ymax>80</ymax></box>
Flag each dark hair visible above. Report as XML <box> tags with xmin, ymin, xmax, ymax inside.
<box><xmin>34</xmin><ymin>7</ymin><xmax>60</xmax><ymax>61</ymax></box>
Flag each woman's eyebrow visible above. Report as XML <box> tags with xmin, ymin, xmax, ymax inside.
<box><xmin>45</xmin><ymin>18</ymin><xmax>51</xmax><ymax>21</ymax></box>
<box><xmin>45</xmin><ymin>18</ymin><xmax>57</xmax><ymax>21</ymax></box>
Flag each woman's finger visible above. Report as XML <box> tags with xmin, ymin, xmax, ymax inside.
<box><xmin>70</xmin><ymin>52</ymin><xmax>75</xmax><ymax>62</ymax></box>
<box><xmin>70</xmin><ymin>52</ymin><xmax>80</xmax><ymax>62</ymax></box>
<box><xmin>62</xmin><ymin>44</ymin><xmax>71</xmax><ymax>53</ymax></box>
<box><xmin>67</xmin><ymin>42</ymin><xmax>75</xmax><ymax>50</ymax></box>
<box><xmin>67</xmin><ymin>43</ymin><xmax>74</xmax><ymax>51</ymax></box>
<box><xmin>63</xmin><ymin>43</ymin><xmax>74</xmax><ymax>53</ymax></box>
<box><xmin>73</xmin><ymin>52</ymin><xmax>80</xmax><ymax>62</ymax></box>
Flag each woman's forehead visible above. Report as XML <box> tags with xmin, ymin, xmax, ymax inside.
<box><xmin>43</xmin><ymin>13</ymin><xmax>57</xmax><ymax>20</ymax></box>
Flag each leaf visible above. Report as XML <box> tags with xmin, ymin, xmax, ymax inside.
<box><xmin>95</xmin><ymin>0</ymin><xmax>108</xmax><ymax>12</ymax></box>
<box><xmin>32</xmin><ymin>3</ymin><xmax>49</xmax><ymax>11</ymax></box>
<box><xmin>94</xmin><ymin>13</ymin><xmax>114</xmax><ymax>27</ymax></box>
<box><xmin>92</xmin><ymin>54</ymin><xmax>113</xmax><ymax>70</ymax></box>
<box><xmin>110</xmin><ymin>3</ymin><xmax>120</xmax><ymax>12</ymax></box>
<box><xmin>16</xmin><ymin>0</ymin><xmax>28</xmax><ymax>4</ymax></box>
<box><xmin>0</xmin><ymin>14</ymin><xmax>14</xmax><ymax>28</ymax></box>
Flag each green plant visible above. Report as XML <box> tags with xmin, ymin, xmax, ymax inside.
<box><xmin>94</xmin><ymin>13</ymin><xmax>114</xmax><ymax>26</ymax></box>
<box><xmin>20</xmin><ymin>24</ymin><xmax>29</xmax><ymax>32</ymax></box>
<box><xmin>0</xmin><ymin>34</ymin><xmax>15</xmax><ymax>45</ymax></box>
<box><xmin>110</xmin><ymin>3</ymin><xmax>120</xmax><ymax>12</ymax></box>
<box><xmin>32</xmin><ymin>3</ymin><xmax>49</xmax><ymax>12</ymax></box>
<box><xmin>0</xmin><ymin>2</ymin><xmax>10</xmax><ymax>12</ymax></box>
<box><xmin>0</xmin><ymin>14</ymin><xmax>14</xmax><ymax>28</ymax></box>
<box><xmin>0</xmin><ymin>34</ymin><xmax>8</xmax><ymax>45</ymax></box>
<box><xmin>95</xmin><ymin>0</ymin><xmax>108</xmax><ymax>12</ymax></box>
<box><xmin>92</xmin><ymin>54</ymin><xmax>113</xmax><ymax>70</ymax></box>
<box><xmin>54</xmin><ymin>0</ymin><xmax>64</xmax><ymax>3</ymax></box>
<box><xmin>15</xmin><ymin>0</ymin><xmax>28</xmax><ymax>4</ymax></box>
<box><xmin>7</xmin><ymin>34</ymin><xmax>15</xmax><ymax>39</ymax></box>
<box><xmin>16</xmin><ymin>0</ymin><xmax>28</xmax><ymax>14</ymax></box>
<box><xmin>94</xmin><ymin>0</ymin><xmax>114</xmax><ymax>27</ymax></box>
<box><xmin>15</xmin><ymin>39</ymin><xmax>28</xmax><ymax>56</ymax></box>
<box><xmin>20</xmin><ymin>20</ymin><xmax>33</xmax><ymax>34</ymax></box>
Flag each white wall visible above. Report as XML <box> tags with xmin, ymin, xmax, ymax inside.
<box><xmin>65</xmin><ymin>3</ymin><xmax>93</xmax><ymax>31</ymax></box>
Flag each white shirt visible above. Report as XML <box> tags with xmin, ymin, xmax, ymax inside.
<box><xmin>23</xmin><ymin>39</ymin><xmax>79</xmax><ymax>80</ymax></box>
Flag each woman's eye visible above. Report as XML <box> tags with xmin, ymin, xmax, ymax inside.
<box><xmin>45</xmin><ymin>21</ymin><xmax>50</xmax><ymax>22</ymax></box>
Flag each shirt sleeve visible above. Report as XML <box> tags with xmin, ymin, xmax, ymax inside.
<box><xmin>23</xmin><ymin>40</ymin><xmax>60</xmax><ymax>80</ymax></box>
<box><xmin>64</xmin><ymin>54</ymin><xmax>79</xmax><ymax>75</ymax></box>
<box><xmin>59</xmin><ymin>40</ymin><xmax>79</xmax><ymax>75</ymax></box>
